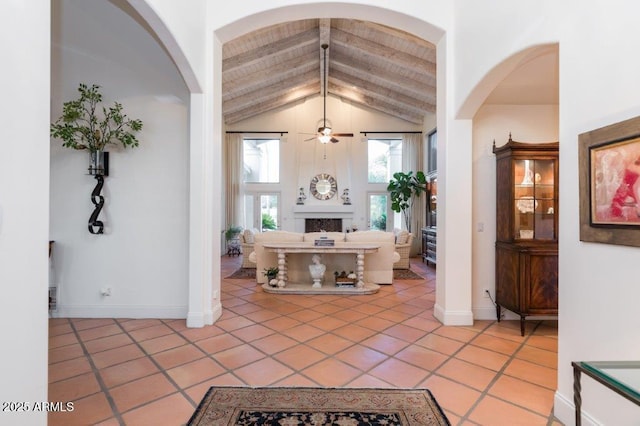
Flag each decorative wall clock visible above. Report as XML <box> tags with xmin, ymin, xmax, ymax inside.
<box><xmin>310</xmin><ymin>173</ymin><xmax>337</xmax><ymax>200</ymax></box>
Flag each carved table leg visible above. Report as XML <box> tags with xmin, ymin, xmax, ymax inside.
<box><xmin>356</xmin><ymin>252</ymin><xmax>365</xmax><ymax>288</ymax></box>
<box><xmin>277</xmin><ymin>251</ymin><xmax>286</xmax><ymax>288</ymax></box>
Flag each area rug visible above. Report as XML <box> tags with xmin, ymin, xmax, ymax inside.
<box><xmin>393</xmin><ymin>269</ymin><xmax>424</xmax><ymax>280</ymax></box>
<box><xmin>227</xmin><ymin>268</ymin><xmax>424</xmax><ymax>281</ymax></box>
<box><xmin>187</xmin><ymin>387</ymin><xmax>450</xmax><ymax>425</ymax></box>
<box><xmin>226</xmin><ymin>267</ymin><xmax>257</xmax><ymax>279</ymax></box>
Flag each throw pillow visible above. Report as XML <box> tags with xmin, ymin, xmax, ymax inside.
<box><xmin>396</xmin><ymin>230</ymin><xmax>409</xmax><ymax>244</ymax></box>
<box><xmin>243</xmin><ymin>229</ymin><xmax>255</xmax><ymax>244</ymax></box>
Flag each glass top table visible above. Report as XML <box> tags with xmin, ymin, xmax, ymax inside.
<box><xmin>572</xmin><ymin>361</ymin><xmax>640</xmax><ymax>426</ymax></box>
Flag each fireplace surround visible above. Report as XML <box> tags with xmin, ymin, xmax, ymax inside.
<box><xmin>305</xmin><ymin>218</ymin><xmax>342</xmax><ymax>232</ymax></box>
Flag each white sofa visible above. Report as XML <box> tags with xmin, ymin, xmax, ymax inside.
<box><xmin>248</xmin><ymin>230</ymin><xmax>400</xmax><ymax>284</ymax></box>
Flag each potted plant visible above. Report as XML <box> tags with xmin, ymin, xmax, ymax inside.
<box><xmin>50</xmin><ymin>83</ymin><xmax>143</xmax><ymax>175</ymax></box>
<box><xmin>263</xmin><ymin>267</ymin><xmax>279</xmax><ymax>286</ymax></box>
<box><xmin>387</xmin><ymin>171</ymin><xmax>427</xmax><ymax>233</ymax></box>
<box><xmin>225</xmin><ymin>225</ymin><xmax>243</xmax><ymax>242</ymax></box>
<box><xmin>224</xmin><ymin>225</ymin><xmax>243</xmax><ymax>256</ymax></box>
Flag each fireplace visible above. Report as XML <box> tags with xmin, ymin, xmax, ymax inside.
<box><xmin>305</xmin><ymin>218</ymin><xmax>343</xmax><ymax>232</ymax></box>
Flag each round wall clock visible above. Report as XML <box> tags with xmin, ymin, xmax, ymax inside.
<box><xmin>310</xmin><ymin>173</ymin><xmax>338</xmax><ymax>200</ymax></box>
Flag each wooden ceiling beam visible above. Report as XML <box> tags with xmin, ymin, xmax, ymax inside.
<box><xmin>224</xmin><ymin>83</ymin><xmax>319</xmax><ymax>124</ymax></box>
<box><xmin>330</xmin><ymin>51</ymin><xmax>436</xmax><ymax>100</ymax></box>
<box><xmin>224</xmin><ymin>69</ymin><xmax>319</xmax><ymax>114</ymax></box>
<box><xmin>319</xmin><ymin>18</ymin><xmax>330</xmax><ymax>96</ymax></box>
<box><xmin>223</xmin><ymin>28</ymin><xmax>318</xmax><ymax>73</ymax></box>
<box><xmin>330</xmin><ymin>28</ymin><xmax>436</xmax><ymax>78</ymax></box>
<box><xmin>330</xmin><ymin>70</ymin><xmax>435</xmax><ymax>115</ymax></box>
<box><xmin>223</xmin><ymin>53</ymin><xmax>317</xmax><ymax>100</ymax></box>
<box><xmin>329</xmin><ymin>82</ymin><xmax>424</xmax><ymax>124</ymax></box>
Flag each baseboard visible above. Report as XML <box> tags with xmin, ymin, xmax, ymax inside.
<box><xmin>189</xmin><ymin>302</ymin><xmax>222</xmax><ymax>328</ymax></box>
<box><xmin>53</xmin><ymin>304</ymin><xmax>187</xmax><ymax>319</ymax></box>
<box><xmin>554</xmin><ymin>390</ymin><xmax>600</xmax><ymax>426</ymax></box>
<box><xmin>472</xmin><ymin>306</ymin><xmax>498</xmax><ymax>321</ymax></box>
<box><xmin>434</xmin><ymin>304</ymin><xmax>474</xmax><ymax>325</ymax></box>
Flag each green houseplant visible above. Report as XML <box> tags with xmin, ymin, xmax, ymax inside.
<box><xmin>387</xmin><ymin>171</ymin><xmax>427</xmax><ymax>232</ymax></box>
<box><xmin>225</xmin><ymin>225</ymin><xmax>243</xmax><ymax>241</ymax></box>
<box><xmin>263</xmin><ymin>267</ymin><xmax>279</xmax><ymax>286</ymax></box>
<box><xmin>50</xmin><ymin>83</ymin><xmax>143</xmax><ymax>174</ymax></box>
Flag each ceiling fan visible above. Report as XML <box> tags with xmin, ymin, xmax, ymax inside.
<box><xmin>307</xmin><ymin>44</ymin><xmax>354</xmax><ymax>144</ymax></box>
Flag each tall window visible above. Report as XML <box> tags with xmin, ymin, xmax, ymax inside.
<box><xmin>367</xmin><ymin>139</ymin><xmax>402</xmax><ymax>183</ymax></box>
<box><xmin>367</xmin><ymin>138</ymin><xmax>402</xmax><ymax>229</ymax></box>
<box><xmin>368</xmin><ymin>193</ymin><xmax>390</xmax><ymax>231</ymax></box>
<box><xmin>243</xmin><ymin>139</ymin><xmax>280</xmax><ymax>183</ymax></box>
<box><xmin>244</xmin><ymin>193</ymin><xmax>280</xmax><ymax>232</ymax></box>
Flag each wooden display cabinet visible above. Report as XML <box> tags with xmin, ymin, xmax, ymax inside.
<box><xmin>422</xmin><ymin>172</ymin><xmax>437</xmax><ymax>267</ymax></box>
<box><xmin>493</xmin><ymin>136</ymin><xmax>559</xmax><ymax>336</ymax></box>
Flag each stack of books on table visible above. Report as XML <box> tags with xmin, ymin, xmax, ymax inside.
<box><xmin>314</xmin><ymin>237</ymin><xmax>335</xmax><ymax>247</ymax></box>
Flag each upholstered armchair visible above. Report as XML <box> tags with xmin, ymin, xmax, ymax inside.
<box><xmin>239</xmin><ymin>229</ymin><xmax>256</xmax><ymax>268</ymax></box>
<box><xmin>394</xmin><ymin>231</ymin><xmax>415</xmax><ymax>270</ymax></box>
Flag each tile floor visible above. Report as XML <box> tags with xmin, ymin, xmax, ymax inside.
<box><xmin>49</xmin><ymin>256</ymin><xmax>563</xmax><ymax>425</ymax></box>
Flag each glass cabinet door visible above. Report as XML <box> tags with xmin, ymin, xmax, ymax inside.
<box><xmin>513</xmin><ymin>159</ymin><xmax>556</xmax><ymax>240</ymax></box>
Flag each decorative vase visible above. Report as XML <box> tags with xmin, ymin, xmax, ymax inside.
<box><xmin>89</xmin><ymin>150</ymin><xmax>108</xmax><ymax>176</ymax></box>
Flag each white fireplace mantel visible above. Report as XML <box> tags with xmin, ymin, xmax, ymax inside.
<box><xmin>291</xmin><ymin>204</ymin><xmax>354</xmax><ymax>232</ymax></box>
<box><xmin>292</xmin><ymin>204</ymin><xmax>354</xmax><ymax>214</ymax></box>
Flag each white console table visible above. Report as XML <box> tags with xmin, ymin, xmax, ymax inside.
<box><xmin>262</xmin><ymin>242</ymin><xmax>379</xmax><ymax>294</ymax></box>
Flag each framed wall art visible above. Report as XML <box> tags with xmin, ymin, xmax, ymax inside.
<box><xmin>579</xmin><ymin>115</ymin><xmax>640</xmax><ymax>247</ymax></box>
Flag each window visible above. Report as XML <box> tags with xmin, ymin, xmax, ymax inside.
<box><xmin>244</xmin><ymin>193</ymin><xmax>280</xmax><ymax>232</ymax></box>
<box><xmin>368</xmin><ymin>193</ymin><xmax>390</xmax><ymax>231</ymax></box>
<box><xmin>243</xmin><ymin>139</ymin><xmax>279</xmax><ymax>183</ymax></box>
<box><xmin>367</xmin><ymin>139</ymin><xmax>402</xmax><ymax>183</ymax></box>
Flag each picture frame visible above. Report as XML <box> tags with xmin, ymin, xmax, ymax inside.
<box><xmin>579</xmin><ymin>115</ymin><xmax>640</xmax><ymax>247</ymax></box>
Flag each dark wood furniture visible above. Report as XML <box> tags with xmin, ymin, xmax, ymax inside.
<box><xmin>422</xmin><ymin>227</ymin><xmax>436</xmax><ymax>267</ymax></box>
<box><xmin>422</xmin><ymin>172</ymin><xmax>437</xmax><ymax>267</ymax></box>
<box><xmin>493</xmin><ymin>136</ymin><xmax>559</xmax><ymax>336</ymax></box>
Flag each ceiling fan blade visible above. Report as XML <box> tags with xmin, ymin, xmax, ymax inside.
<box><xmin>304</xmin><ymin>136</ymin><xmax>317</xmax><ymax>141</ymax></box>
<box><xmin>333</xmin><ymin>133</ymin><xmax>354</xmax><ymax>137</ymax></box>
<box><xmin>330</xmin><ymin>137</ymin><xmax>340</xmax><ymax>143</ymax></box>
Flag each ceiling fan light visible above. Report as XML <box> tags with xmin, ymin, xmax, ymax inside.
<box><xmin>322</xmin><ymin>127</ymin><xmax>332</xmax><ymax>136</ymax></box>
<box><xmin>319</xmin><ymin>135</ymin><xmax>331</xmax><ymax>144</ymax></box>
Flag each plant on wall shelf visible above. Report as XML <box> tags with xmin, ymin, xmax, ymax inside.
<box><xmin>387</xmin><ymin>171</ymin><xmax>427</xmax><ymax>233</ymax></box>
<box><xmin>50</xmin><ymin>83</ymin><xmax>143</xmax><ymax>234</ymax></box>
<box><xmin>50</xmin><ymin>83</ymin><xmax>143</xmax><ymax>173</ymax></box>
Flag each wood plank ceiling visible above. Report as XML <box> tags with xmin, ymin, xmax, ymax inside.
<box><xmin>222</xmin><ymin>19</ymin><xmax>437</xmax><ymax>125</ymax></box>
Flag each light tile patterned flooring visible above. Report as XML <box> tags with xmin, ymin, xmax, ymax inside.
<box><xmin>49</xmin><ymin>256</ymin><xmax>562</xmax><ymax>425</ymax></box>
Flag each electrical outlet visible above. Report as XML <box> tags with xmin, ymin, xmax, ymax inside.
<box><xmin>483</xmin><ymin>288</ymin><xmax>490</xmax><ymax>298</ymax></box>
<box><xmin>101</xmin><ymin>287</ymin><xmax>112</xmax><ymax>297</ymax></box>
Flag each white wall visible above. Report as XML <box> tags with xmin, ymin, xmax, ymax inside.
<box><xmin>0</xmin><ymin>1</ymin><xmax>50</xmax><ymax>424</ymax></box>
<box><xmin>553</xmin><ymin>2</ymin><xmax>640</xmax><ymax>424</ymax></box>
<box><xmin>472</xmin><ymin>105</ymin><xmax>559</xmax><ymax>320</ymax></box>
<box><xmin>454</xmin><ymin>2</ymin><xmax>640</xmax><ymax>424</ymax></box>
<box><xmin>50</xmin><ymin>0</ymin><xmax>190</xmax><ymax>318</ymax></box>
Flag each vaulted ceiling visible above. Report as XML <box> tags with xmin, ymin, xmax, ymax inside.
<box><xmin>222</xmin><ymin>19</ymin><xmax>437</xmax><ymax>125</ymax></box>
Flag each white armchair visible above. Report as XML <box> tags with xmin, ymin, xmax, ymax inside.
<box><xmin>393</xmin><ymin>231</ymin><xmax>415</xmax><ymax>270</ymax></box>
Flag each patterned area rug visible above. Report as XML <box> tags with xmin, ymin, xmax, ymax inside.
<box><xmin>188</xmin><ymin>387</ymin><xmax>450</xmax><ymax>426</ymax></box>
<box><xmin>392</xmin><ymin>268</ymin><xmax>424</xmax><ymax>280</ymax></box>
<box><xmin>226</xmin><ymin>267</ymin><xmax>256</xmax><ymax>279</ymax></box>
<box><xmin>226</xmin><ymin>268</ymin><xmax>424</xmax><ymax>280</ymax></box>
